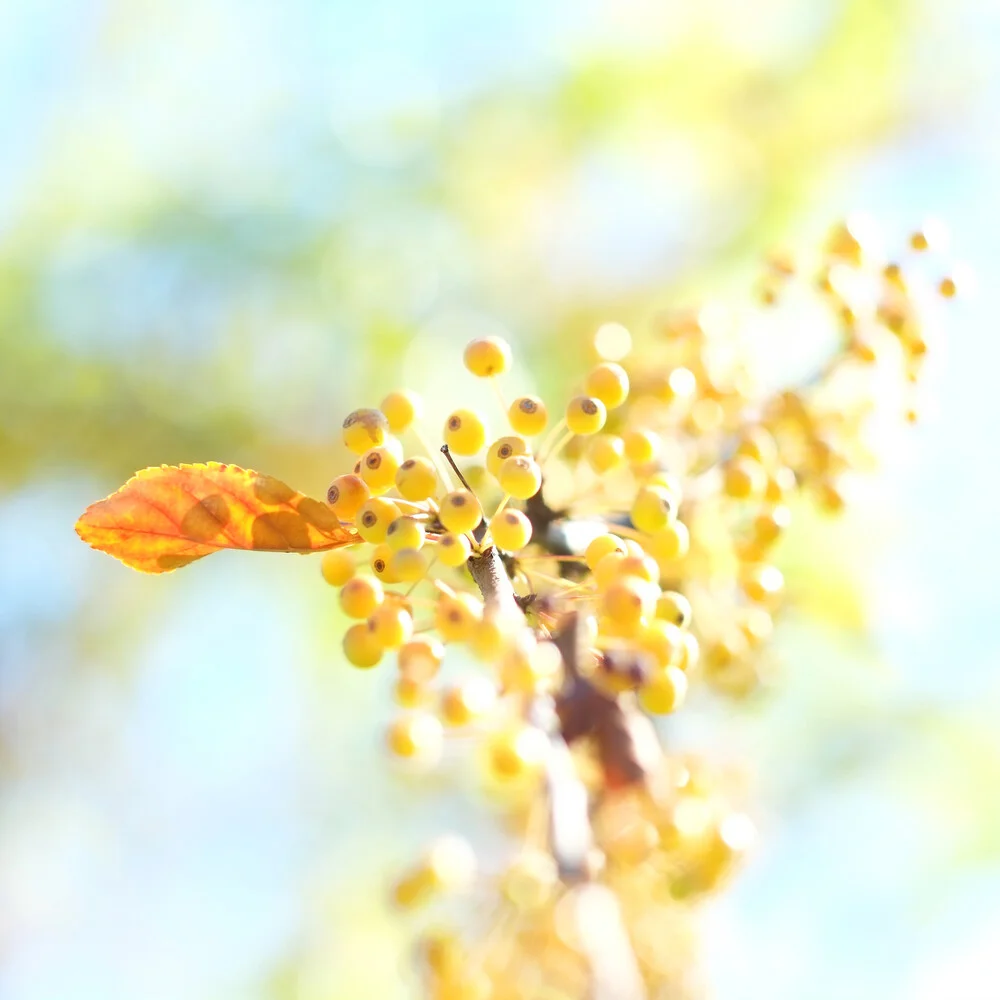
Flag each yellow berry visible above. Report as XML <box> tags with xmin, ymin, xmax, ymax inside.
<box><xmin>741</xmin><ymin>563</ymin><xmax>784</xmax><ymax>605</ymax></box>
<box><xmin>370</xmin><ymin>543</ymin><xmax>401</xmax><ymax>583</ymax></box>
<box><xmin>342</xmin><ymin>408</ymin><xmax>389</xmax><ymax>454</ymax></box>
<box><xmin>388</xmin><ymin>547</ymin><xmax>427</xmax><ymax>582</ymax></box>
<box><xmin>646</xmin><ymin>521</ymin><xmax>690</xmax><ymax>565</ymax></box>
<box><xmin>739</xmin><ymin>606</ymin><xmax>774</xmax><ymax>647</ymax></box>
<box><xmin>464</xmin><ymin>336</ymin><xmax>512</xmax><ymax>377</ymax></box>
<box><xmin>508</xmin><ymin>395</ymin><xmax>548</xmax><ymax>436</ymax></box>
<box><xmin>467</xmin><ymin>613</ymin><xmax>509</xmax><ymax>661</ymax></box>
<box><xmin>653</xmin><ymin>366</ymin><xmax>697</xmax><ymax>405</ymax></box>
<box><xmin>484</xmin><ymin>725</ymin><xmax>548</xmax><ymax>784</ymax></box>
<box><xmin>380</xmin><ymin>389</ymin><xmax>422</xmax><ymax>434</ymax></box>
<box><xmin>585</xmin><ymin>533</ymin><xmax>627</xmax><ymax>571</ymax></box>
<box><xmin>356</xmin><ymin>497</ymin><xmax>400</xmax><ymax>544</ymax></box>
<box><xmin>938</xmin><ymin>274</ymin><xmax>958</xmax><ymax>298</ymax></box>
<box><xmin>343</xmin><ymin>622</ymin><xmax>383</xmax><ymax>668</ymax></box>
<box><xmin>339</xmin><ymin>574</ymin><xmax>384</xmax><ymax>619</ymax></box>
<box><xmin>735</xmin><ymin>427</ymin><xmax>778</xmax><ymax>467</ymax></box>
<box><xmin>444</xmin><ymin>409</ymin><xmax>487</xmax><ymax>455</ymax></box>
<box><xmin>631</xmin><ymin>485</ymin><xmax>677</xmax><ymax>534</ymax></box>
<box><xmin>439</xmin><ymin>490</ymin><xmax>483</xmax><ymax>535</ymax></box>
<box><xmin>437</xmin><ymin>532</ymin><xmax>472</xmax><ymax>567</ymax></box>
<box><xmin>435</xmin><ymin>592</ymin><xmax>483</xmax><ymax>643</ymax></box>
<box><xmin>425</xmin><ymin>835</ymin><xmax>477</xmax><ymax>891</ymax></box>
<box><xmin>397</xmin><ymin>637</ymin><xmax>445</xmax><ymax>682</ymax></box>
<box><xmin>622</xmin><ymin>428</ymin><xmax>660</xmax><ymax>465</ymax></box>
<box><xmin>394</xmin><ymin>676</ymin><xmax>427</xmax><ymax>708</ymax></box>
<box><xmin>395</xmin><ymin>456</ymin><xmax>439</xmax><ymax>502</ymax></box>
<box><xmin>358</xmin><ymin>446</ymin><xmax>400</xmax><ymax>492</ymax></box>
<box><xmin>593</xmin><ymin>550</ymin><xmax>626</xmax><ymax>590</ymax></box>
<box><xmin>764</xmin><ymin>466</ymin><xmax>796</xmax><ymax>504</ymax></box>
<box><xmin>486</xmin><ymin>435</ymin><xmax>530</xmax><ymax>478</ymax></box>
<box><xmin>327</xmin><ymin>473</ymin><xmax>370</xmax><ymax>520</ymax></box>
<box><xmin>501</xmin><ymin>850</ymin><xmax>558</xmax><ymax>909</ymax></box>
<box><xmin>753</xmin><ymin>505</ymin><xmax>792</xmax><ymax>547</ymax></box>
<box><xmin>724</xmin><ymin>457</ymin><xmax>766</xmax><ymax>500</ymax></box>
<box><xmin>678</xmin><ymin>630</ymin><xmax>700</xmax><ymax>671</ymax></box>
<box><xmin>617</xmin><ymin>554</ymin><xmax>659</xmax><ymax>584</ymax></box>
<box><xmin>565</xmin><ymin>395</ymin><xmax>607</xmax><ymax>435</ymax></box>
<box><xmin>386</xmin><ymin>713</ymin><xmax>443</xmax><ymax>760</ymax></box>
<box><xmin>584</xmin><ymin>362</ymin><xmax>630</xmax><ymax>409</ymax></box>
<box><xmin>368</xmin><ymin>604</ymin><xmax>414</xmax><ymax>648</ymax></box>
<box><xmin>601</xmin><ymin>576</ymin><xmax>656</xmax><ymax>628</ymax></box>
<box><xmin>587</xmin><ymin>434</ymin><xmax>625</xmax><ymax>473</ymax></box>
<box><xmin>655</xmin><ymin>590</ymin><xmax>692</xmax><ymax>628</ymax></box>
<box><xmin>386</xmin><ymin>516</ymin><xmax>425</xmax><ymax>551</ymax></box>
<box><xmin>639</xmin><ymin>620</ymin><xmax>685</xmax><ymax>668</ymax></box>
<box><xmin>321</xmin><ymin>548</ymin><xmax>356</xmax><ymax>587</ymax></box>
<box><xmin>639</xmin><ymin>665</ymin><xmax>688</xmax><ymax>714</ymax></box>
<box><xmin>440</xmin><ymin>677</ymin><xmax>497</xmax><ymax>726</ymax></box>
<box><xmin>497</xmin><ymin>455</ymin><xmax>542</xmax><ymax>500</ymax></box>
<box><xmin>490</xmin><ymin>509</ymin><xmax>532</xmax><ymax>552</ymax></box>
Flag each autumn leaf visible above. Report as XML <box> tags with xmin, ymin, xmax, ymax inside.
<box><xmin>75</xmin><ymin>462</ymin><xmax>358</xmax><ymax>573</ymax></box>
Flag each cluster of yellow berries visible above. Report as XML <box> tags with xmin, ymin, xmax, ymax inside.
<box><xmin>316</xmin><ymin>218</ymin><xmax>956</xmax><ymax>998</ymax></box>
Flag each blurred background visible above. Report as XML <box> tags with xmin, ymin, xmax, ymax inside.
<box><xmin>2</xmin><ymin>1</ymin><xmax>1000</xmax><ymax>997</ymax></box>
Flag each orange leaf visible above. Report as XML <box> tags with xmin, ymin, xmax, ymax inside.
<box><xmin>75</xmin><ymin>462</ymin><xmax>358</xmax><ymax>573</ymax></box>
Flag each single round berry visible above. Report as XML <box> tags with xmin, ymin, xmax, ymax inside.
<box><xmin>342</xmin><ymin>408</ymin><xmax>389</xmax><ymax>454</ymax></box>
<box><xmin>622</xmin><ymin>428</ymin><xmax>660</xmax><ymax>466</ymax></box>
<box><xmin>741</xmin><ymin>563</ymin><xmax>784</xmax><ymax>605</ymax></box>
<box><xmin>593</xmin><ymin>321</ymin><xmax>632</xmax><ymax>361</ymax></box>
<box><xmin>735</xmin><ymin>426</ymin><xmax>778</xmax><ymax>467</ymax></box>
<box><xmin>565</xmin><ymin>395</ymin><xmax>607</xmax><ymax>435</ymax></box>
<box><xmin>617</xmin><ymin>553</ymin><xmax>659</xmax><ymax>584</ymax></box>
<box><xmin>483</xmin><ymin>725</ymin><xmax>548</xmax><ymax>785</ymax></box>
<box><xmin>386</xmin><ymin>712</ymin><xmax>444</xmax><ymax>761</ymax></box>
<box><xmin>424</xmin><ymin>835</ymin><xmax>477</xmax><ymax>892</ymax></box>
<box><xmin>587</xmin><ymin>434</ymin><xmax>625</xmax><ymax>474</ymax></box>
<box><xmin>765</xmin><ymin>466</ymin><xmax>796</xmax><ymax>504</ymax></box>
<box><xmin>584</xmin><ymin>362</ymin><xmax>630</xmax><ymax>409</ymax></box>
<box><xmin>435</xmin><ymin>592</ymin><xmax>483</xmax><ymax>643</ymax></box>
<box><xmin>437</xmin><ymin>531</ymin><xmax>472</xmax><ymax>567</ymax></box>
<box><xmin>464</xmin><ymin>336</ymin><xmax>512</xmax><ymax>377</ymax></box>
<box><xmin>497</xmin><ymin>455</ymin><xmax>542</xmax><ymax>500</ymax></box>
<box><xmin>343</xmin><ymin>622</ymin><xmax>383</xmax><ymax>668</ymax></box>
<box><xmin>486</xmin><ymin>435</ymin><xmax>530</xmax><ymax>478</ymax></box>
<box><xmin>359</xmin><ymin>446</ymin><xmax>400</xmax><ymax>492</ymax></box>
<box><xmin>394</xmin><ymin>676</ymin><xmax>427</xmax><ymax>708</ymax></box>
<box><xmin>440</xmin><ymin>677</ymin><xmax>497</xmax><ymax>727</ymax></box>
<box><xmin>397</xmin><ymin>636</ymin><xmax>445</xmax><ymax>682</ymax></box>
<box><xmin>395</xmin><ymin>456</ymin><xmax>439</xmax><ymax>502</ymax></box>
<box><xmin>639</xmin><ymin>665</ymin><xmax>688</xmax><ymax>715</ymax></box>
<box><xmin>388</xmin><ymin>547</ymin><xmax>427</xmax><ymax>582</ymax></box>
<box><xmin>370</xmin><ymin>543</ymin><xmax>400</xmax><ymax>583</ymax></box>
<box><xmin>444</xmin><ymin>409</ymin><xmax>487</xmax><ymax>455</ymax></box>
<box><xmin>601</xmin><ymin>576</ymin><xmax>657</xmax><ymax>629</ymax></box>
<box><xmin>585</xmin><ymin>533</ymin><xmax>627</xmax><ymax>571</ymax></box>
<box><xmin>438</xmin><ymin>490</ymin><xmax>483</xmax><ymax>535</ymax></box>
<box><xmin>638</xmin><ymin>620</ymin><xmax>685</xmax><ymax>668</ymax></box>
<box><xmin>339</xmin><ymin>574</ymin><xmax>384</xmax><ymax>619</ymax></box>
<box><xmin>724</xmin><ymin>457</ymin><xmax>766</xmax><ymax>500</ymax></box>
<box><xmin>321</xmin><ymin>548</ymin><xmax>356</xmax><ymax>587</ymax></box>
<box><xmin>368</xmin><ymin>604</ymin><xmax>414</xmax><ymax>648</ymax></box>
<box><xmin>380</xmin><ymin>389</ymin><xmax>422</xmax><ymax>434</ymax></box>
<box><xmin>467</xmin><ymin>613</ymin><xmax>509</xmax><ymax>662</ymax></box>
<box><xmin>655</xmin><ymin>590</ymin><xmax>692</xmax><ymax>628</ymax></box>
<box><xmin>653</xmin><ymin>366</ymin><xmax>697</xmax><ymax>405</ymax></box>
<box><xmin>646</xmin><ymin>521</ymin><xmax>690</xmax><ymax>565</ymax></box>
<box><xmin>593</xmin><ymin>550</ymin><xmax>627</xmax><ymax>590</ymax></box>
<box><xmin>386</xmin><ymin>516</ymin><xmax>425</xmax><ymax>551</ymax></box>
<box><xmin>631</xmin><ymin>485</ymin><xmax>677</xmax><ymax>534</ymax></box>
<box><xmin>356</xmin><ymin>497</ymin><xmax>400</xmax><ymax>544</ymax></box>
<box><xmin>753</xmin><ymin>505</ymin><xmax>792</xmax><ymax>547</ymax></box>
<box><xmin>508</xmin><ymin>396</ymin><xmax>548</xmax><ymax>437</ymax></box>
<box><xmin>739</xmin><ymin>606</ymin><xmax>774</xmax><ymax>647</ymax></box>
<box><xmin>490</xmin><ymin>509</ymin><xmax>532</xmax><ymax>552</ymax></box>
<box><xmin>678</xmin><ymin>630</ymin><xmax>700</xmax><ymax>671</ymax></box>
<box><xmin>326</xmin><ymin>474</ymin><xmax>370</xmax><ymax>520</ymax></box>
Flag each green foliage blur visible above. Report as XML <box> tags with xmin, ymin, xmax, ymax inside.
<box><xmin>2</xmin><ymin>2</ymin><xmax>1000</xmax><ymax>999</ymax></box>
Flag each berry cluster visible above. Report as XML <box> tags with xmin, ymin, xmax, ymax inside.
<box><xmin>319</xmin><ymin>219</ymin><xmax>957</xmax><ymax>998</ymax></box>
